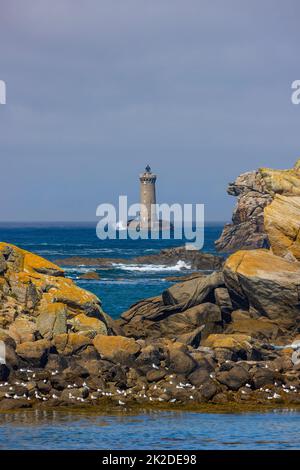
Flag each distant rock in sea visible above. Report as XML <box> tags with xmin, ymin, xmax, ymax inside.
<box><xmin>55</xmin><ymin>246</ymin><xmax>224</xmax><ymax>271</ymax></box>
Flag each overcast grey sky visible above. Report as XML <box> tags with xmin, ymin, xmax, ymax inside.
<box><xmin>0</xmin><ymin>0</ymin><xmax>299</xmax><ymax>221</ymax></box>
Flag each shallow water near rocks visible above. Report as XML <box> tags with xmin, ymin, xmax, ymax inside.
<box><xmin>0</xmin><ymin>409</ymin><xmax>300</xmax><ymax>449</ymax></box>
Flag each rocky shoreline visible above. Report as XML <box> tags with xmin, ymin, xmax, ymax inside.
<box><xmin>2</xmin><ymin>161</ymin><xmax>300</xmax><ymax>413</ymax></box>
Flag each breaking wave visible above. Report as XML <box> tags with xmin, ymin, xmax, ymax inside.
<box><xmin>111</xmin><ymin>260</ymin><xmax>191</xmax><ymax>272</ymax></box>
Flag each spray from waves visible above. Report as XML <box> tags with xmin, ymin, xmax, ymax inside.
<box><xmin>111</xmin><ymin>260</ymin><xmax>191</xmax><ymax>272</ymax></box>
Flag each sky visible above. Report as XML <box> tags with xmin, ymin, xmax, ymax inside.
<box><xmin>0</xmin><ymin>0</ymin><xmax>300</xmax><ymax>222</ymax></box>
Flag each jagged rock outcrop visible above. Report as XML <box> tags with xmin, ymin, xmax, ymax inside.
<box><xmin>215</xmin><ymin>160</ymin><xmax>300</xmax><ymax>252</ymax></box>
<box><xmin>0</xmin><ymin>242</ymin><xmax>110</xmax><ymax>347</ymax></box>
<box><xmin>215</xmin><ymin>170</ymin><xmax>272</xmax><ymax>252</ymax></box>
<box><xmin>93</xmin><ymin>335</ymin><xmax>141</xmax><ymax>365</ymax></box>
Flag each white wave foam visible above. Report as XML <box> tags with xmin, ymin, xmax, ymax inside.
<box><xmin>111</xmin><ymin>260</ymin><xmax>191</xmax><ymax>272</ymax></box>
<box><xmin>63</xmin><ymin>267</ymin><xmax>97</xmax><ymax>274</ymax></box>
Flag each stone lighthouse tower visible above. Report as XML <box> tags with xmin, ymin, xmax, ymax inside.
<box><xmin>139</xmin><ymin>165</ymin><xmax>157</xmax><ymax>230</ymax></box>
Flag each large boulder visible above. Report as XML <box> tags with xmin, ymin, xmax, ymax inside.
<box><xmin>16</xmin><ymin>339</ymin><xmax>51</xmax><ymax>366</ymax></box>
<box><xmin>251</xmin><ymin>367</ymin><xmax>276</xmax><ymax>389</ymax></box>
<box><xmin>162</xmin><ymin>271</ymin><xmax>224</xmax><ymax>309</ymax></box>
<box><xmin>216</xmin><ymin>365</ymin><xmax>250</xmax><ymax>391</ymax></box>
<box><xmin>93</xmin><ymin>335</ymin><xmax>141</xmax><ymax>364</ymax></box>
<box><xmin>163</xmin><ymin>303</ymin><xmax>222</xmax><ymax>340</ymax></box>
<box><xmin>168</xmin><ymin>348</ymin><xmax>197</xmax><ymax>375</ymax></box>
<box><xmin>119</xmin><ymin>272</ymin><xmax>225</xmax><ymax>343</ymax></box>
<box><xmin>152</xmin><ymin>303</ymin><xmax>221</xmax><ymax>340</ymax></box>
<box><xmin>188</xmin><ymin>368</ymin><xmax>211</xmax><ymax>387</ymax></box>
<box><xmin>120</xmin><ymin>297</ymin><xmax>223</xmax><ymax>346</ymax></box>
<box><xmin>223</xmin><ymin>249</ymin><xmax>300</xmax><ymax>322</ymax></box>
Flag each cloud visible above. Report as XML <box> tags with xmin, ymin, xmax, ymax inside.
<box><xmin>0</xmin><ymin>0</ymin><xmax>299</xmax><ymax>220</ymax></box>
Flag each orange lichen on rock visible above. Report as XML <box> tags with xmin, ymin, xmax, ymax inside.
<box><xmin>202</xmin><ymin>333</ymin><xmax>252</xmax><ymax>350</ymax></box>
<box><xmin>93</xmin><ymin>334</ymin><xmax>141</xmax><ymax>362</ymax></box>
<box><xmin>0</xmin><ymin>242</ymin><xmax>110</xmax><ymax>342</ymax></box>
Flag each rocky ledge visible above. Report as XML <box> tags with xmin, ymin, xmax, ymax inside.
<box><xmin>55</xmin><ymin>246</ymin><xmax>224</xmax><ymax>271</ymax></box>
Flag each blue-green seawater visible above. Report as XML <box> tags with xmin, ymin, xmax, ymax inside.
<box><xmin>0</xmin><ymin>410</ymin><xmax>300</xmax><ymax>450</ymax></box>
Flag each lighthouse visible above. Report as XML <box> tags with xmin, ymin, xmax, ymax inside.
<box><xmin>139</xmin><ymin>165</ymin><xmax>157</xmax><ymax>230</ymax></box>
<box><xmin>127</xmin><ymin>165</ymin><xmax>172</xmax><ymax>232</ymax></box>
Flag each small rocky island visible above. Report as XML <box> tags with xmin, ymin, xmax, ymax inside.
<box><xmin>55</xmin><ymin>246</ymin><xmax>224</xmax><ymax>271</ymax></box>
<box><xmin>1</xmin><ymin>160</ymin><xmax>300</xmax><ymax>412</ymax></box>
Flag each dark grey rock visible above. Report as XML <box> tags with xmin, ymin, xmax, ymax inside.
<box><xmin>216</xmin><ymin>365</ymin><xmax>250</xmax><ymax>391</ymax></box>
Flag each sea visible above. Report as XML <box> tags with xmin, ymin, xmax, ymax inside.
<box><xmin>0</xmin><ymin>222</ymin><xmax>299</xmax><ymax>450</ymax></box>
<box><xmin>0</xmin><ymin>222</ymin><xmax>224</xmax><ymax>318</ymax></box>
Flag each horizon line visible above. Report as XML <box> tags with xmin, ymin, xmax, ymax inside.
<box><xmin>0</xmin><ymin>220</ymin><xmax>228</xmax><ymax>224</ymax></box>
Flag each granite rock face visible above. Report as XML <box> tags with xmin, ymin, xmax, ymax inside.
<box><xmin>223</xmin><ymin>249</ymin><xmax>300</xmax><ymax>324</ymax></box>
<box><xmin>215</xmin><ymin>170</ymin><xmax>271</xmax><ymax>252</ymax></box>
<box><xmin>264</xmin><ymin>195</ymin><xmax>300</xmax><ymax>261</ymax></box>
<box><xmin>215</xmin><ymin>160</ymin><xmax>300</xmax><ymax>253</ymax></box>
<box><xmin>0</xmin><ymin>242</ymin><xmax>110</xmax><ymax>348</ymax></box>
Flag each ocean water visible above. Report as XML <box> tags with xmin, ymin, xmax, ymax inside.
<box><xmin>0</xmin><ymin>222</ymin><xmax>223</xmax><ymax>318</ymax></box>
<box><xmin>1</xmin><ymin>222</ymin><xmax>299</xmax><ymax>450</ymax></box>
<box><xmin>0</xmin><ymin>409</ymin><xmax>300</xmax><ymax>450</ymax></box>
